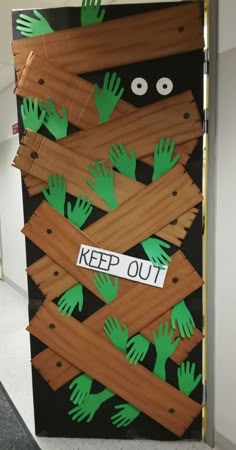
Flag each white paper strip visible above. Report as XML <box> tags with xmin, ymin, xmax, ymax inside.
<box><xmin>77</xmin><ymin>244</ymin><xmax>168</xmax><ymax>288</ymax></box>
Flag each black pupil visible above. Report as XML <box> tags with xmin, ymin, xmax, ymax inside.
<box><xmin>163</xmin><ymin>84</ymin><xmax>168</xmax><ymax>89</ymax></box>
<box><xmin>137</xmin><ymin>83</ymin><xmax>142</xmax><ymax>88</ymax></box>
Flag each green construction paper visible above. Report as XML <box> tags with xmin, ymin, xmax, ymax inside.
<box><xmin>141</xmin><ymin>237</ymin><xmax>172</xmax><ymax>269</ymax></box>
<box><xmin>126</xmin><ymin>334</ymin><xmax>150</xmax><ymax>365</ymax></box>
<box><xmin>39</xmin><ymin>98</ymin><xmax>68</xmax><ymax>140</ymax></box>
<box><xmin>94</xmin><ymin>72</ymin><xmax>124</xmax><ymax>123</ymax></box>
<box><xmin>103</xmin><ymin>317</ymin><xmax>128</xmax><ymax>353</ymax></box>
<box><xmin>67</xmin><ymin>196</ymin><xmax>93</xmax><ymax>229</ymax></box>
<box><xmin>177</xmin><ymin>361</ymin><xmax>202</xmax><ymax>396</ymax></box>
<box><xmin>69</xmin><ymin>374</ymin><xmax>93</xmax><ymax>406</ymax></box>
<box><xmin>153</xmin><ymin>322</ymin><xmax>180</xmax><ymax>364</ymax></box>
<box><xmin>81</xmin><ymin>0</ymin><xmax>106</xmax><ymax>27</ymax></box>
<box><xmin>41</xmin><ymin>173</ymin><xmax>66</xmax><ymax>215</ymax></box>
<box><xmin>171</xmin><ymin>300</ymin><xmax>196</xmax><ymax>339</ymax></box>
<box><xmin>57</xmin><ymin>283</ymin><xmax>84</xmax><ymax>316</ymax></box>
<box><xmin>109</xmin><ymin>143</ymin><xmax>136</xmax><ymax>180</ymax></box>
<box><xmin>94</xmin><ymin>273</ymin><xmax>119</xmax><ymax>303</ymax></box>
<box><xmin>69</xmin><ymin>389</ymin><xmax>114</xmax><ymax>423</ymax></box>
<box><xmin>111</xmin><ymin>403</ymin><xmax>140</xmax><ymax>428</ymax></box>
<box><xmin>152</xmin><ymin>137</ymin><xmax>180</xmax><ymax>182</ymax></box>
<box><xmin>21</xmin><ymin>97</ymin><xmax>46</xmax><ymax>132</ymax></box>
<box><xmin>87</xmin><ymin>161</ymin><xmax>119</xmax><ymax>210</ymax></box>
<box><xmin>16</xmin><ymin>10</ymin><xmax>54</xmax><ymax>37</ymax></box>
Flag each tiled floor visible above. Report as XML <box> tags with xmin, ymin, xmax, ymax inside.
<box><xmin>0</xmin><ymin>281</ymin><xmax>212</xmax><ymax>450</ymax></box>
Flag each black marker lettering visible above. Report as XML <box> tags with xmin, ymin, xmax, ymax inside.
<box><xmin>127</xmin><ymin>261</ymin><xmax>139</xmax><ymax>278</ymax></box>
<box><xmin>154</xmin><ymin>267</ymin><xmax>161</xmax><ymax>284</ymax></box>
<box><xmin>79</xmin><ymin>247</ymin><xmax>90</xmax><ymax>266</ymax></box>
<box><xmin>100</xmin><ymin>252</ymin><xmax>111</xmax><ymax>271</ymax></box>
<box><xmin>108</xmin><ymin>255</ymin><xmax>120</xmax><ymax>271</ymax></box>
<box><xmin>139</xmin><ymin>262</ymin><xmax>152</xmax><ymax>281</ymax></box>
<box><xmin>89</xmin><ymin>250</ymin><xmax>101</xmax><ymax>268</ymax></box>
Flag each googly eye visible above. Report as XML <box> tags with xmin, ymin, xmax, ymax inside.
<box><xmin>131</xmin><ymin>77</ymin><xmax>148</xmax><ymax>96</ymax></box>
<box><xmin>156</xmin><ymin>77</ymin><xmax>173</xmax><ymax>96</ymax></box>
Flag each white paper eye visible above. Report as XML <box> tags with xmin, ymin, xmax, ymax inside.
<box><xmin>131</xmin><ymin>77</ymin><xmax>148</xmax><ymax>96</ymax></box>
<box><xmin>156</xmin><ymin>77</ymin><xmax>173</xmax><ymax>96</ymax></box>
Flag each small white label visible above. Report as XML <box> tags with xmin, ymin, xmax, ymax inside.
<box><xmin>77</xmin><ymin>244</ymin><xmax>168</xmax><ymax>288</ymax></box>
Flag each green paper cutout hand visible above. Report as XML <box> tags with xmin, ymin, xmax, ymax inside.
<box><xmin>178</xmin><ymin>361</ymin><xmax>202</xmax><ymax>396</ymax></box>
<box><xmin>67</xmin><ymin>196</ymin><xmax>93</xmax><ymax>229</ymax></box>
<box><xmin>68</xmin><ymin>393</ymin><xmax>103</xmax><ymax>423</ymax></box>
<box><xmin>16</xmin><ymin>10</ymin><xmax>54</xmax><ymax>37</ymax></box>
<box><xmin>152</xmin><ymin>137</ymin><xmax>180</xmax><ymax>182</ymax></box>
<box><xmin>21</xmin><ymin>97</ymin><xmax>46</xmax><ymax>132</ymax></box>
<box><xmin>141</xmin><ymin>237</ymin><xmax>172</xmax><ymax>269</ymax></box>
<box><xmin>109</xmin><ymin>143</ymin><xmax>136</xmax><ymax>180</ymax></box>
<box><xmin>41</xmin><ymin>174</ymin><xmax>66</xmax><ymax>215</ymax></box>
<box><xmin>69</xmin><ymin>374</ymin><xmax>93</xmax><ymax>405</ymax></box>
<box><xmin>171</xmin><ymin>300</ymin><xmax>196</xmax><ymax>339</ymax></box>
<box><xmin>40</xmin><ymin>99</ymin><xmax>68</xmax><ymax>140</ymax></box>
<box><xmin>104</xmin><ymin>317</ymin><xmax>128</xmax><ymax>352</ymax></box>
<box><xmin>81</xmin><ymin>0</ymin><xmax>106</xmax><ymax>27</ymax></box>
<box><xmin>94</xmin><ymin>72</ymin><xmax>124</xmax><ymax>123</ymax></box>
<box><xmin>111</xmin><ymin>403</ymin><xmax>140</xmax><ymax>428</ymax></box>
<box><xmin>87</xmin><ymin>161</ymin><xmax>118</xmax><ymax>210</ymax></box>
<box><xmin>126</xmin><ymin>334</ymin><xmax>150</xmax><ymax>365</ymax></box>
<box><xmin>94</xmin><ymin>273</ymin><xmax>119</xmax><ymax>303</ymax></box>
<box><xmin>58</xmin><ymin>283</ymin><xmax>84</xmax><ymax>316</ymax></box>
<box><xmin>153</xmin><ymin>322</ymin><xmax>181</xmax><ymax>361</ymax></box>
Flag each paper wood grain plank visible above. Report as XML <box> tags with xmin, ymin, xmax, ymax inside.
<box><xmin>27</xmin><ymin>302</ymin><xmax>202</xmax><ymax>436</ymax></box>
<box><xmin>12</xmin><ymin>3</ymin><xmax>203</xmax><ymax>75</ymax></box>
<box><xmin>14</xmin><ymin>53</ymin><xmax>135</xmax><ymax>130</ymax></box>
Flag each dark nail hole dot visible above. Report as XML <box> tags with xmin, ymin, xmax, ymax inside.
<box><xmin>49</xmin><ymin>323</ymin><xmax>55</xmax><ymax>329</ymax></box>
<box><xmin>178</xmin><ymin>26</ymin><xmax>184</xmax><ymax>32</ymax></box>
<box><xmin>30</xmin><ymin>151</ymin><xmax>38</xmax><ymax>159</ymax></box>
<box><xmin>38</xmin><ymin>78</ymin><xmax>45</xmax><ymax>85</ymax></box>
<box><xmin>183</xmin><ymin>112</ymin><xmax>190</xmax><ymax>119</ymax></box>
<box><xmin>53</xmin><ymin>271</ymin><xmax>59</xmax><ymax>277</ymax></box>
<box><xmin>56</xmin><ymin>361</ymin><xmax>62</xmax><ymax>368</ymax></box>
<box><xmin>172</xmin><ymin>277</ymin><xmax>179</xmax><ymax>284</ymax></box>
<box><xmin>170</xmin><ymin>219</ymin><xmax>178</xmax><ymax>225</ymax></box>
<box><xmin>169</xmin><ymin>408</ymin><xmax>175</xmax><ymax>414</ymax></box>
<box><xmin>163</xmin><ymin>84</ymin><xmax>168</xmax><ymax>89</ymax></box>
<box><xmin>47</xmin><ymin>229</ymin><xmax>52</xmax><ymax>234</ymax></box>
<box><xmin>172</xmin><ymin>191</ymin><xmax>178</xmax><ymax>197</ymax></box>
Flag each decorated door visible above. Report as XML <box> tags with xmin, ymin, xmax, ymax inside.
<box><xmin>12</xmin><ymin>0</ymin><xmax>205</xmax><ymax>440</ymax></box>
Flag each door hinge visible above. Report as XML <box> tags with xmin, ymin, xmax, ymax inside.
<box><xmin>203</xmin><ymin>109</ymin><xmax>209</xmax><ymax>133</ymax></box>
<box><xmin>202</xmin><ymin>382</ymin><xmax>207</xmax><ymax>406</ymax></box>
<box><xmin>204</xmin><ymin>48</ymin><xmax>209</xmax><ymax>75</ymax></box>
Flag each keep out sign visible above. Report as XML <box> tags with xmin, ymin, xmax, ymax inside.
<box><xmin>77</xmin><ymin>245</ymin><xmax>168</xmax><ymax>288</ymax></box>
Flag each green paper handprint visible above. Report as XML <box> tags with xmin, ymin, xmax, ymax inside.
<box><xmin>69</xmin><ymin>374</ymin><xmax>93</xmax><ymax>406</ymax></box>
<box><xmin>109</xmin><ymin>143</ymin><xmax>136</xmax><ymax>180</ymax></box>
<box><xmin>40</xmin><ymin>99</ymin><xmax>68</xmax><ymax>140</ymax></box>
<box><xmin>141</xmin><ymin>237</ymin><xmax>171</xmax><ymax>269</ymax></box>
<box><xmin>153</xmin><ymin>322</ymin><xmax>180</xmax><ymax>380</ymax></box>
<box><xmin>87</xmin><ymin>161</ymin><xmax>118</xmax><ymax>210</ymax></box>
<box><xmin>126</xmin><ymin>334</ymin><xmax>150</xmax><ymax>365</ymax></box>
<box><xmin>41</xmin><ymin>174</ymin><xmax>66</xmax><ymax>215</ymax></box>
<box><xmin>69</xmin><ymin>389</ymin><xmax>114</xmax><ymax>422</ymax></box>
<box><xmin>67</xmin><ymin>196</ymin><xmax>93</xmax><ymax>229</ymax></box>
<box><xmin>178</xmin><ymin>361</ymin><xmax>202</xmax><ymax>396</ymax></box>
<box><xmin>104</xmin><ymin>317</ymin><xmax>128</xmax><ymax>353</ymax></box>
<box><xmin>171</xmin><ymin>300</ymin><xmax>196</xmax><ymax>339</ymax></box>
<box><xmin>81</xmin><ymin>0</ymin><xmax>106</xmax><ymax>27</ymax></box>
<box><xmin>94</xmin><ymin>72</ymin><xmax>124</xmax><ymax>123</ymax></box>
<box><xmin>94</xmin><ymin>273</ymin><xmax>119</xmax><ymax>303</ymax></box>
<box><xmin>16</xmin><ymin>10</ymin><xmax>54</xmax><ymax>37</ymax></box>
<box><xmin>152</xmin><ymin>137</ymin><xmax>180</xmax><ymax>181</ymax></box>
<box><xmin>58</xmin><ymin>284</ymin><xmax>84</xmax><ymax>316</ymax></box>
<box><xmin>111</xmin><ymin>403</ymin><xmax>140</xmax><ymax>428</ymax></box>
<box><xmin>21</xmin><ymin>97</ymin><xmax>46</xmax><ymax>132</ymax></box>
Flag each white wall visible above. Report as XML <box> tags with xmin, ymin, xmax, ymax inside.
<box><xmin>0</xmin><ymin>136</ymin><xmax>27</xmax><ymax>293</ymax></box>
<box><xmin>214</xmin><ymin>1</ymin><xmax>236</xmax><ymax>446</ymax></box>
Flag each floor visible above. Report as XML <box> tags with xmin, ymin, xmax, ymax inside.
<box><xmin>0</xmin><ymin>281</ymin><xmax>212</xmax><ymax>450</ymax></box>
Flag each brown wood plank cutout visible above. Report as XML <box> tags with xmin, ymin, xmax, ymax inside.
<box><xmin>27</xmin><ymin>302</ymin><xmax>202</xmax><ymax>437</ymax></box>
<box><xmin>12</xmin><ymin>3</ymin><xmax>203</xmax><ymax>76</ymax></box>
<box><xmin>23</xmin><ymin>201</ymin><xmax>203</xmax><ymax>390</ymax></box>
